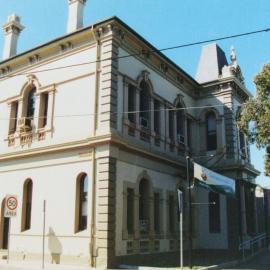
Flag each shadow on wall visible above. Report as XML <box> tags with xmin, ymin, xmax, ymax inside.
<box><xmin>48</xmin><ymin>227</ymin><xmax>62</xmax><ymax>264</ymax></box>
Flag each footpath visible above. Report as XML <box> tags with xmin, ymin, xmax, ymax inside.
<box><xmin>0</xmin><ymin>250</ymin><xmax>267</xmax><ymax>270</ymax></box>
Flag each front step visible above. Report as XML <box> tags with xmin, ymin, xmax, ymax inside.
<box><xmin>0</xmin><ymin>249</ymin><xmax>8</xmax><ymax>260</ymax></box>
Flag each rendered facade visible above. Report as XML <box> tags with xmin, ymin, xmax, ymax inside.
<box><xmin>0</xmin><ymin>1</ymin><xmax>266</xmax><ymax>268</ymax></box>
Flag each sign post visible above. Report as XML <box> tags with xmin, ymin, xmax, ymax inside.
<box><xmin>4</xmin><ymin>195</ymin><xmax>18</xmax><ymax>264</ymax></box>
<box><xmin>177</xmin><ymin>189</ymin><xmax>183</xmax><ymax>270</ymax></box>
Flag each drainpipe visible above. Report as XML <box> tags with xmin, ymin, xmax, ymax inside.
<box><xmin>92</xmin><ymin>25</ymin><xmax>101</xmax><ymax>136</ymax></box>
<box><xmin>90</xmin><ymin>25</ymin><xmax>101</xmax><ymax>268</ymax></box>
<box><xmin>90</xmin><ymin>148</ymin><xmax>97</xmax><ymax>267</ymax></box>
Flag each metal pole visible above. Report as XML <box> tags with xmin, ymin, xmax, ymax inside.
<box><xmin>186</xmin><ymin>156</ymin><xmax>193</xmax><ymax>269</ymax></box>
<box><xmin>180</xmin><ymin>194</ymin><xmax>183</xmax><ymax>270</ymax></box>
<box><xmin>7</xmin><ymin>218</ymin><xmax>11</xmax><ymax>264</ymax></box>
<box><xmin>177</xmin><ymin>189</ymin><xmax>183</xmax><ymax>270</ymax></box>
<box><xmin>42</xmin><ymin>200</ymin><xmax>46</xmax><ymax>269</ymax></box>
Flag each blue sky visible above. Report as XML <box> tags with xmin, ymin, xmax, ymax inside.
<box><xmin>0</xmin><ymin>0</ymin><xmax>270</xmax><ymax>187</ymax></box>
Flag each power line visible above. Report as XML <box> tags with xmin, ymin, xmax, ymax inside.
<box><xmin>1</xmin><ymin>103</ymin><xmax>241</xmax><ymax>121</ymax></box>
<box><xmin>0</xmin><ymin>27</ymin><xmax>270</xmax><ymax>79</ymax></box>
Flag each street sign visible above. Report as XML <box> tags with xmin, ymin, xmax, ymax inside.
<box><xmin>4</xmin><ymin>195</ymin><xmax>18</xmax><ymax>218</ymax></box>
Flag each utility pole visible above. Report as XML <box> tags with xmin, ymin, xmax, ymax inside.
<box><xmin>186</xmin><ymin>156</ymin><xmax>193</xmax><ymax>269</ymax></box>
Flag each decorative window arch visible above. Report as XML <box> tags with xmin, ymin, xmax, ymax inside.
<box><xmin>21</xmin><ymin>179</ymin><xmax>33</xmax><ymax>231</ymax></box>
<box><xmin>6</xmin><ymin>74</ymin><xmax>55</xmax><ymax>145</ymax></box>
<box><xmin>75</xmin><ymin>173</ymin><xmax>88</xmax><ymax>232</ymax></box>
<box><xmin>137</xmin><ymin>70</ymin><xmax>153</xmax><ymax>130</ymax></box>
<box><xmin>206</xmin><ymin>111</ymin><xmax>217</xmax><ymax>151</ymax></box>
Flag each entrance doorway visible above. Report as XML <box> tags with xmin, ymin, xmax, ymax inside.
<box><xmin>2</xmin><ymin>218</ymin><xmax>9</xmax><ymax>249</ymax></box>
<box><xmin>0</xmin><ymin>199</ymin><xmax>9</xmax><ymax>250</ymax></box>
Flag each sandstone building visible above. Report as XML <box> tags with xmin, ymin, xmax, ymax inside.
<box><xmin>0</xmin><ymin>1</ymin><xmax>265</xmax><ymax>268</ymax></box>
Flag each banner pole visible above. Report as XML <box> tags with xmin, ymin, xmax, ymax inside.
<box><xmin>177</xmin><ymin>189</ymin><xmax>183</xmax><ymax>270</ymax></box>
<box><xmin>186</xmin><ymin>156</ymin><xmax>193</xmax><ymax>269</ymax></box>
<box><xmin>180</xmin><ymin>194</ymin><xmax>183</xmax><ymax>270</ymax></box>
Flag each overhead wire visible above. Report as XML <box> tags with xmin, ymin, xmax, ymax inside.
<box><xmin>1</xmin><ymin>103</ymin><xmax>243</xmax><ymax>121</ymax></box>
<box><xmin>0</xmin><ymin>27</ymin><xmax>269</xmax><ymax>79</ymax></box>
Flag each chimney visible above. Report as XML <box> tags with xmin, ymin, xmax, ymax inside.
<box><xmin>67</xmin><ymin>0</ymin><xmax>87</xmax><ymax>33</ymax></box>
<box><xmin>2</xmin><ymin>14</ymin><xmax>24</xmax><ymax>60</ymax></box>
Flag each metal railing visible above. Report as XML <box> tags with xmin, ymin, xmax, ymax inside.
<box><xmin>239</xmin><ymin>233</ymin><xmax>267</xmax><ymax>260</ymax></box>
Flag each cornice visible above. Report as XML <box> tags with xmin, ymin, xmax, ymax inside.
<box><xmin>0</xmin><ymin>132</ymin><xmax>186</xmax><ymax>174</ymax></box>
<box><xmin>0</xmin><ymin>16</ymin><xmax>199</xmax><ymax>96</ymax></box>
<box><xmin>198</xmin><ymin>77</ymin><xmax>251</xmax><ymax>101</ymax></box>
<box><xmin>0</xmin><ymin>134</ymin><xmax>111</xmax><ymax>162</ymax></box>
<box><xmin>0</xmin><ymin>32</ymin><xmax>96</xmax><ymax>81</ymax></box>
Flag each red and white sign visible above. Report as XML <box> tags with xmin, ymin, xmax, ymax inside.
<box><xmin>4</xmin><ymin>195</ymin><xmax>18</xmax><ymax>218</ymax></box>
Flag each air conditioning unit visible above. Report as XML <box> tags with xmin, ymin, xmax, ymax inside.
<box><xmin>18</xmin><ymin>117</ymin><xmax>32</xmax><ymax>132</ymax></box>
<box><xmin>140</xmin><ymin>117</ymin><xmax>149</xmax><ymax>129</ymax></box>
<box><xmin>177</xmin><ymin>134</ymin><xmax>185</xmax><ymax>144</ymax></box>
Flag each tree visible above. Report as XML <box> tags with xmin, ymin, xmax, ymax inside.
<box><xmin>238</xmin><ymin>63</ymin><xmax>270</xmax><ymax>175</ymax></box>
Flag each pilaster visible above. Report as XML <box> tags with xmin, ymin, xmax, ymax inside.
<box><xmin>95</xmin><ymin>156</ymin><xmax>116</xmax><ymax>268</ymax></box>
<box><xmin>96</xmin><ymin>25</ymin><xmax>119</xmax><ymax>135</ymax></box>
<box><xmin>240</xmin><ymin>183</ymin><xmax>247</xmax><ymax>236</ymax></box>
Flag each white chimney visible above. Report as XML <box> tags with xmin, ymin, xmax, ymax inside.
<box><xmin>2</xmin><ymin>14</ymin><xmax>24</xmax><ymax>60</ymax></box>
<box><xmin>67</xmin><ymin>0</ymin><xmax>87</xmax><ymax>33</ymax></box>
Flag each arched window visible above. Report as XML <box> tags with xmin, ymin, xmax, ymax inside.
<box><xmin>26</xmin><ymin>87</ymin><xmax>36</xmax><ymax>120</ymax></box>
<box><xmin>176</xmin><ymin>104</ymin><xmax>185</xmax><ymax>144</ymax></box>
<box><xmin>22</xmin><ymin>179</ymin><xmax>33</xmax><ymax>231</ymax></box>
<box><xmin>77</xmin><ymin>174</ymin><xmax>88</xmax><ymax>231</ymax></box>
<box><xmin>208</xmin><ymin>192</ymin><xmax>220</xmax><ymax>233</ymax></box>
<box><xmin>206</xmin><ymin>111</ymin><xmax>217</xmax><ymax>151</ymax></box>
<box><xmin>139</xmin><ymin>81</ymin><xmax>151</xmax><ymax>129</ymax></box>
<box><xmin>139</xmin><ymin>179</ymin><xmax>150</xmax><ymax>233</ymax></box>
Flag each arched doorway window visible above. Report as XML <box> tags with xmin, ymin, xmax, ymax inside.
<box><xmin>206</xmin><ymin>111</ymin><xmax>217</xmax><ymax>151</ymax></box>
<box><xmin>77</xmin><ymin>174</ymin><xmax>88</xmax><ymax>231</ymax></box>
<box><xmin>22</xmin><ymin>179</ymin><xmax>33</xmax><ymax>231</ymax></box>
<box><xmin>0</xmin><ymin>199</ymin><xmax>10</xmax><ymax>249</ymax></box>
<box><xmin>139</xmin><ymin>179</ymin><xmax>150</xmax><ymax>233</ymax></box>
<box><xmin>26</xmin><ymin>87</ymin><xmax>36</xmax><ymax>120</ymax></box>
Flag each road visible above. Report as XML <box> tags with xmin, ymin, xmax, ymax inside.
<box><xmin>223</xmin><ymin>252</ymin><xmax>270</xmax><ymax>270</ymax></box>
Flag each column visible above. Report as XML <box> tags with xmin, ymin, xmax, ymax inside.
<box><xmin>253</xmin><ymin>190</ymin><xmax>259</xmax><ymax>234</ymax></box>
<box><xmin>240</xmin><ymin>183</ymin><xmax>247</xmax><ymax>236</ymax></box>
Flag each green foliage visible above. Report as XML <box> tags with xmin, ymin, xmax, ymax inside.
<box><xmin>238</xmin><ymin>63</ymin><xmax>270</xmax><ymax>175</ymax></box>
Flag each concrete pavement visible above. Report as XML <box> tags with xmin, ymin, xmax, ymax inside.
<box><xmin>221</xmin><ymin>251</ymin><xmax>270</xmax><ymax>270</ymax></box>
<box><xmin>0</xmin><ymin>260</ymin><xmax>94</xmax><ymax>270</ymax></box>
